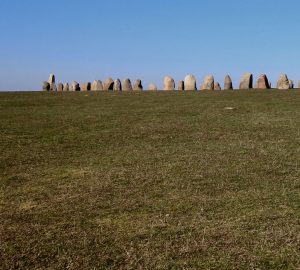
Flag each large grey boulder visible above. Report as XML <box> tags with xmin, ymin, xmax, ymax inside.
<box><xmin>201</xmin><ymin>75</ymin><xmax>214</xmax><ymax>90</ymax></box>
<box><xmin>81</xmin><ymin>82</ymin><xmax>91</xmax><ymax>91</ymax></box>
<box><xmin>239</xmin><ymin>73</ymin><xmax>253</xmax><ymax>89</ymax></box>
<box><xmin>224</xmin><ymin>75</ymin><xmax>233</xmax><ymax>90</ymax></box>
<box><xmin>164</xmin><ymin>76</ymin><xmax>175</xmax><ymax>91</ymax></box>
<box><xmin>123</xmin><ymin>79</ymin><xmax>133</xmax><ymax>91</ymax></box>
<box><xmin>178</xmin><ymin>80</ymin><xmax>184</xmax><ymax>91</ymax></box>
<box><xmin>57</xmin><ymin>83</ymin><xmax>64</xmax><ymax>92</ymax></box>
<box><xmin>48</xmin><ymin>74</ymin><xmax>55</xmax><ymax>84</ymax></box>
<box><xmin>63</xmin><ymin>83</ymin><xmax>69</xmax><ymax>91</ymax></box>
<box><xmin>148</xmin><ymin>83</ymin><xmax>157</xmax><ymax>91</ymax></box>
<box><xmin>256</xmin><ymin>74</ymin><xmax>270</xmax><ymax>89</ymax></box>
<box><xmin>184</xmin><ymin>74</ymin><xmax>197</xmax><ymax>90</ymax></box>
<box><xmin>113</xmin><ymin>79</ymin><xmax>122</xmax><ymax>91</ymax></box>
<box><xmin>277</xmin><ymin>74</ymin><xmax>290</xmax><ymax>89</ymax></box>
<box><xmin>91</xmin><ymin>80</ymin><xmax>103</xmax><ymax>91</ymax></box>
<box><xmin>42</xmin><ymin>81</ymin><xmax>50</xmax><ymax>91</ymax></box>
<box><xmin>72</xmin><ymin>81</ymin><xmax>80</xmax><ymax>91</ymax></box>
<box><xmin>103</xmin><ymin>78</ymin><xmax>114</xmax><ymax>90</ymax></box>
<box><xmin>133</xmin><ymin>79</ymin><xmax>143</xmax><ymax>91</ymax></box>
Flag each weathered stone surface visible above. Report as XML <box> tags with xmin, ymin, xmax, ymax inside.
<box><xmin>63</xmin><ymin>83</ymin><xmax>69</xmax><ymax>91</ymax></box>
<box><xmin>103</xmin><ymin>78</ymin><xmax>114</xmax><ymax>90</ymax></box>
<box><xmin>42</xmin><ymin>81</ymin><xmax>50</xmax><ymax>91</ymax></box>
<box><xmin>289</xmin><ymin>80</ymin><xmax>294</xmax><ymax>89</ymax></box>
<box><xmin>91</xmin><ymin>80</ymin><xmax>103</xmax><ymax>91</ymax></box>
<box><xmin>148</xmin><ymin>83</ymin><xmax>157</xmax><ymax>91</ymax></box>
<box><xmin>57</xmin><ymin>83</ymin><xmax>64</xmax><ymax>92</ymax></box>
<box><xmin>113</xmin><ymin>79</ymin><xmax>122</xmax><ymax>91</ymax></box>
<box><xmin>133</xmin><ymin>79</ymin><xmax>143</xmax><ymax>91</ymax></box>
<box><xmin>256</xmin><ymin>74</ymin><xmax>270</xmax><ymax>89</ymax></box>
<box><xmin>164</xmin><ymin>76</ymin><xmax>175</xmax><ymax>91</ymax></box>
<box><xmin>72</xmin><ymin>81</ymin><xmax>80</xmax><ymax>91</ymax></box>
<box><xmin>239</xmin><ymin>73</ymin><xmax>253</xmax><ymax>89</ymax></box>
<box><xmin>123</xmin><ymin>79</ymin><xmax>133</xmax><ymax>91</ymax></box>
<box><xmin>214</xmin><ymin>82</ymin><xmax>222</xmax><ymax>90</ymax></box>
<box><xmin>48</xmin><ymin>74</ymin><xmax>55</xmax><ymax>84</ymax></box>
<box><xmin>50</xmin><ymin>83</ymin><xmax>57</xmax><ymax>92</ymax></box>
<box><xmin>224</xmin><ymin>75</ymin><xmax>233</xmax><ymax>90</ymax></box>
<box><xmin>201</xmin><ymin>75</ymin><xmax>214</xmax><ymax>90</ymax></box>
<box><xmin>81</xmin><ymin>82</ymin><xmax>91</xmax><ymax>91</ymax></box>
<box><xmin>178</xmin><ymin>80</ymin><xmax>184</xmax><ymax>91</ymax></box>
<box><xmin>277</xmin><ymin>74</ymin><xmax>290</xmax><ymax>89</ymax></box>
<box><xmin>184</xmin><ymin>74</ymin><xmax>197</xmax><ymax>90</ymax></box>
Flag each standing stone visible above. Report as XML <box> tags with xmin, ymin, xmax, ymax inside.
<box><xmin>63</xmin><ymin>83</ymin><xmax>69</xmax><ymax>91</ymax></box>
<box><xmin>133</xmin><ymin>79</ymin><xmax>143</xmax><ymax>91</ymax></box>
<box><xmin>269</xmin><ymin>82</ymin><xmax>272</xmax><ymax>89</ymax></box>
<box><xmin>123</xmin><ymin>79</ymin><xmax>133</xmax><ymax>91</ymax></box>
<box><xmin>57</xmin><ymin>83</ymin><xmax>64</xmax><ymax>92</ymax></box>
<box><xmin>214</xmin><ymin>82</ymin><xmax>222</xmax><ymax>91</ymax></box>
<box><xmin>148</xmin><ymin>83</ymin><xmax>157</xmax><ymax>91</ymax></box>
<box><xmin>50</xmin><ymin>83</ymin><xmax>57</xmax><ymax>92</ymax></box>
<box><xmin>224</xmin><ymin>75</ymin><xmax>233</xmax><ymax>90</ymax></box>
<box><xmin>72</xmin><ymin>81</ymin><xmax>80</xmax><ymax>91</ymax></box>
<box><xmin>164</xmin><ymin>76</ymin><xmax>175</xmax><ymax>91</ymax></box>
<box><xmin>48</xmin><ymin>74</ymin><xmax>55</xmax><ymax>84</ymax></box>
<box><xmin>256</xmin><ymin>74</ymin><xmax>270</xmax><ymax>89</ymax></box>
<box><xmin>184</xmin><ymin>74</ymin><xmax>197</xmax><ymax>90</ymax></box>
<box><xmin>178</xmin><ymin>80</ymin><xmax>184</xmax><ymax>91</ymax></box>
<box><xmin>277</xmin><ymin>74</ymin><xmax>290</xmax><ymax>89</ymax></box>
<box><xmin>81</xmin><ymin>82</ymin><xmax>91</xmax><ymax>91</ymax></box>
<box><xmin>103</xmin><ymin>78</ymin><xmax>114</xmax><ymax>90</ymax></box>
<box><xmin>113</xmin><ymin>79</ymin><xmax>122</xmax><ymax>91</ymax></box>
<box><xmin>91</xmin><ymin>80</ymin><xmax>103</xmax><ymax>91</ymax></box>
<box><xmin>42</xmin><ymin>81</ymin><xmax>50</xmax><ymax>91</ymax></box>
<box><xmin>289</xmin><ymin>80</ymin><xmax>294</xmax><ymax>89</ymax></box>
<box><xmin>239</xmin><ymin>73</ymin><xmax>253</xmax><ymax>89</ymax></box>
<box><xmin>201</xmin><ymin>75</ymin><xmax>214</xmax><ymax>90</ymax></box>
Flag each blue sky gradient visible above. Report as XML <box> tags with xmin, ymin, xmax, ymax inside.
<box><xmin>0</xmin><ymin>0</ymin><xmax>299</xmax><ymax>90</ymax></box>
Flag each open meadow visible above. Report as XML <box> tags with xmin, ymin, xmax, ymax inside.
<box><xmin>0</xmin><ymin>90</ymin><xmax>299</xmax><ymax>269</ymax></box>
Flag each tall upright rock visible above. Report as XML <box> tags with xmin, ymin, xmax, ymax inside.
<box><xmin>148</xmin><ymin>83</ymin><xmax>157</xmax><ymax>91</ymax></box>
<box><xmin>81</xmin><ymin>82</ymin><xmax>91</xmax><ymax>91</ymax></box>
<box><xmin>91</xmin><ymin>80</ymin><xmax>103</xmax><ymax>91</ymax></box>
<box><xmin>50</xmin><ymin>83</ymin><xmax>57</xmax><ymax>91</ymax></box>
<box><xmin>103</xmin><ymin>78</ymin><xmax>114</xmax><ymax>90</ymax></box>
<box><xmin>63</xmin><ymin>83</ymin><xmax>69</xmax><ymax>91</ymax></box>
<box><xmin>113</xmin><ymin>79</ymin><xmax>122</xmax><ymax>91</ymax></box>
<box><xmin>48</xmin><ymin>74</ymin><xmax>55</xmax><ymax>84</ymax></box>
<box><xmin>239</xmin><ymin>73</ymin><xmax>253</xmax><ymax>89</ymax></box>
<box><xmin>72</xmin><ymin>81</ymin><xmax>80</xmax><ymax>91</ymax></box>
<box><xmin>214</xmin><ymin>82</ymin><xmax>222</xmax><ymax>91</ymax></box>
<box><xmin>42</xmin><ymin>81</ymin><xmax>50</xmax><ymax>91</ymax></box>
<box><xmin>224</xmin><ymin>75</ymin><xmax>233</xmax><ymax>90</ymax></box>
<box><xmin>277</xmin><ymin>74</ymin><xmax>290</xmax><ymax>89</ymax></box>
<box><xmin>57</xmin><ymin>83</ymin><xmax>64</xmax><ymax>92</ymax></box>
<box><xmin>201</xmin><ymin>75</ymin><xmax>214</xmax><ymax>90</ymax></box>
<box><xmin>123</xmin><ymin>79</ymin><xmax>133</xmax><ymax>91</ymax></box>
<box><xmin>178</xmin><ymin>80</ymin><xmax>184</xmax><ymax>91</ymax></box>
<box><xmin>164</xmin><ymin>76</ymin><xmax>175</xmax><ymax>91</ymax></box>
<box><xmin>289</xmin><ymin>80</ymin><xmax>294</xmax><ymax>89</ymax></box>
<box><xmin>256</xmin><ymin>74</ymin><xmax>270</xmax><ymax>89</ymax></box>
<box><xmin>184</xmin><ymin>74</ymin><xmax>197</xmax><ymax>90</ymax></box>
<box><xmin>133</xmin><ymin>79</ymin><xmax>143</xmax><ymax>91</ymax></box>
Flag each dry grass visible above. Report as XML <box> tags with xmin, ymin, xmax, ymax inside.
<box><xmin>0</xmin><ymin>90</ymin><xmax>299</xmax><ymax>269</ymax></box>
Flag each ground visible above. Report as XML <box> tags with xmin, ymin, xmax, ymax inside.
<box><xmin>0</xmin><ymin>90</ymin><xmax>299</xmax><ymax>269</ymax></box>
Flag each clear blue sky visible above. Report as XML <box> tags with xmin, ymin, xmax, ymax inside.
<box><xmin>0</xmin><ymin>0</ymin><xmax>299</xmax><ymax>90</ymax></box>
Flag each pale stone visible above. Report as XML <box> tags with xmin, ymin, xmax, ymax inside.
<box><xmin>57</xmin><ymin>83</ymin><xmax>64</xmax><ymax>92</ymax></box>
<box><xmin>81</xmin><ymin>82</ymin><xmax>91</xmax><ymax>91</ymax></box>
<box><xmin>164</xmin><ymin>76</ymin><xmax>175</xmax><ymax>91</ymax></box>
<box><xmin>72</xmin><ymin>81</ymin><xmax>80</xmax><ymax>91</ymax></box>
<box><xmin>224</xmin><ymin>75</ymin><xmax>233</xmax><ymax>90</ymax></box>
<box><xmin>63</xmin><ymin>83</ymin><xmax>69</xmax><ymax>91</ymax></box>
<box><xmin>256</xmin><ymin>74</ymin><xmax>270</xmax><ymax>89</ymax></box>
<box><xmin>113</xmin><ymin>79</ymin><xmax>122</xmax><ymax>91</ymax></box>
<box><xmin>239</xmin><ymin>73</ymin><xmax>253</xmax><ymax>89</ymax></box>
<box><xmin>50</xmin><ymin>83</ymin><xmax>57</xmax><ymax>92</ymax></box>
<box><xmin>133</xmin><ymin>79</ymin><xmax>143</xmax><ymax>91</ymax></box>
<box><xmin>184</xmin><ymin>74</ymin><xmax>197</xmax><ymax>90</ymax></box>
<box><xmin>42</xmin><ymin>81</ymin><xmax>50</xmax><ymax>91</ymax></box>
<box><xmin>277</xmin><ymin>74</ymin><xmax>289</xmax><ymax>90</ymax></box>
<box><xmin>289</xmin><ymin>80</ymin><xmax>294</xmax><ymax>89</ymax></box>
<box><xmin>201</xmin><ymin>75</ymin><xmax>214</xmax><ymax>90</ymax></box>
<box><xmin>148</xmin><ymin>83</ymin><xmax>157</xmax><ymax>91</ymax></box>
<box><xmin>103</xmin><ymin>78</ymin><xmax>114</xmax><ymax>90</ymax></box>
<box><xmin>48</xmin><ymin>74</ymin><xmax>55</xmax><ymax>84</ymax></box>
<box><xmin>214</xmin><ymin>82</ymin><xmax>222</xmax><ymax>90</ymax></box>
<box><xmin>123</xmin><ymin>79</ymin><xmax>133</xmax><ymax>91</ymax></box>
<box><xmin>178</xmin><ymin>80</ymin><xmax>184</xmax><ymax>91</ymax></box>
<box><xmin>91</xmin><ymin>80</ymin><xmax>103</xmax><ymax>91</ymax></box>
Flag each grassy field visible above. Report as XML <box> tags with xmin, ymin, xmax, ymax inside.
<box><xmin>0</xmin><ymin>90</ymin><xmax>299</xmax><ymax>269</ymax></box>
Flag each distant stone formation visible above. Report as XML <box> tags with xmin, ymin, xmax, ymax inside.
<box><xmin>63</xmin><ymin>83</ymin><xmax>69</xmax><ymax>91</ymax></box>
<box><xmin>50</xmin><ymin>83</ymin><xmax>57</xmax><ymax>92</ymax></box>
<box><xmin>239</xmin><ymin>73</ymin><xmax>253</xmax><ymax>89</ymax></box>
<box><xmin>57</xmin><ymin>83</ymin><xmax>64</xmax><ymax>92</ymax></box>
<box><xmin>104</xmin><ymin>78</ymin><xmax>114</xmax><ymax>90</ymax></box>
<box><xmin>43</xmin><ymin>81</ymin><xmax>50</xmax><ymax>91</ymax></box>
<box><xmin>184</xmin><ymin>74</ymin><xmax>197</xmax><ymax>91</ymax></box>
<box><xmin>164</xmin><ymin>76</ymin><xmax>175</xmax><ymax>91</ymax></box>
<box><xmin>91</xmin><ymin>80</ymin><xmax>103</xmax><ymax>91</ymax></box>
<box><xmin>224</xmin><ymin>75</ymin><xmax>233</xmax><ymax>90</ymax></box>
<box><xmin>72</xmin><ymin>81</ymin><xmax>80</xmax><ymax>91</ymax></box>
<box><xmin>81</xmin><ymin>82</ymin><xmax>91</xmax><ymax>91</ymax></box>
<box><xmin>277</xmin><ymin>74</ymin><xmax>290</xmax><ymax>89</ymax></box>
<box><xmin>214</xmin><ymin>82</ymin><xmax>222</xmax><ymax>91</ymax></box>
<box><xmin>133</xmin><ymin>79</ymin><xmax>143</xmax><ymax>91</ymax></box>
<box><xmin>123</xmin><ymin>79</ymin><xmax>133</xmax><ymax>91</ymax></box>
<box><xmin>256</xmin><ymin>74</ymin><xmax>270</xmax><ymax>89</ymax></box>
<box><xmin>201</xmin><ymin>75</ymin><xmax>214</xmax><ymax>90</ymax></box>
<box><xmin>48</xmin><ymin>74</ymin><xmax>55</xmax><ymax>84</ymax></box>
<box><xmin>113</xmin><ymin>79</ymin><xmax>122</xmax><ymax>91</ymax></box>
<box><xmin>148</xmin><ymin>83</ymin><xmax>157</xmax><ymax>91</ymax></box>
<box><xmin>178</xmin><ymin>80</ymin><xmax>184</xmax><ymax>91</ymax></box>
<box><xmin>289</xmin><ymin>80</ymin><xmax>294</xmax><ymax>89</ymax></box>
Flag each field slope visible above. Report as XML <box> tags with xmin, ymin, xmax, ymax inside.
<box><xmin>0</xmin><ymin>90</ymin><xmax>300</xmax><ymax>269</ymax></box>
